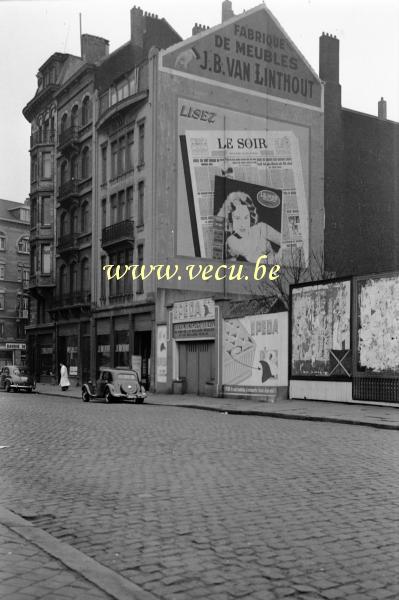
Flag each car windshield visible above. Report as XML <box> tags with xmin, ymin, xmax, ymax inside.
<box><xmin>117</xmin><ymin>373</ymin><xmax>137</xmax><ymax>381</ymax></box>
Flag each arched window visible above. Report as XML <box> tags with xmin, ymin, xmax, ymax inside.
<box><xmin>60</xmin><ymin>113</ymin><xmax>67</xmax><ymax>133</ymax></box>
<box><xmin>60</xmin><ymin>212</ymin><xmax>68</xmax><ymax>237</ymax></box>
<box><xmin>70</xmin><ymin>262</ymin><xmax>78</xmax><ymax>294</ymax></box>
<box><xmin>71</xmin><ymin>105</ymin><xmax>79</xmax><ymax>128</ymax></box>
<box><xmin>81</xmin><ymin>96</ymin><xmax>90</xmax><ymax>126</ymax></box>
<box><xmin>81</xmin><ymin>258</ymin><xmax>90</xmax><ymax>292</ymax></box>
<box><xmin>60</xmin><ymin>264</ymin><xmax>67</xmax><ymax>296</ymax></box>
<box><xmin>81</xmin><ymin>147</ymin><xmax>90</xmax><ymax>179</ymax></box>
<box><xmin>0</xmin><ymin>231</ymin><xmax>6</xmax><ymax>251</ymax></box>
<box><xmin>17</xmin><ymin>237</ymin><xmax>30</xmax><ymax>254</ymax></box>
<box><xmin>60</xmin><ymin>161</ymin><xmax>67</xmax><ymax>185</ymax></box>
<box><xmin>70</xmin><ymin>208</ymin><xmax>78</xmax><ymax>234</ymax></box>
<box><xmin>70</xmin><ymin>155</ymin><xmax>78</xmax><ymax>180</ymax></box>
<box><xmin>81</xmin><ymin>201</ymin><xmax>89</xmax><ymax>233</ymax></box>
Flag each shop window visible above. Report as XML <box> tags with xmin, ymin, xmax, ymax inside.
<box><xmin>101</xmin><ymin>145</ymin><xmax>107</xmax><ymax>184</ymax></box>
<box><xmin>81</xmin><ymin>96</ymin><xmax>90</xmax><ymax>126</ymax></box>
<box><xmin>114</xmin><ymin>330</ymin><xmax>129</xmax><ymax>367</ymax></box>
<box><xmin>97</xmin><ymin>334</ymin><xmax>111</xmax><ymax>370</ymax></box>
<box><xmin>138</xmin><ymin>181</ymin><xmax>144</xmax><ymax>226</ymax></box>
<box><xmin>17</xmin><ymin>237</ymin><xmax>30</xmax><ymax>254</ymax></box>
<box><xmin>0</xmin><ymin>263</ymin><xmax>4</xmax><ymax>280</ymax></box>
<box><xmin>40</xmin><ymin>196</ymin><xmax>52</xmax><ymax>226</ymax></box>
<box><xmin>81</xmin><ymin>147</ymin><xmax>90</xmax><ymax>179</ymax></box>
<box><xmin>137</xmin><ymin>244</ymin><xmax>143</xmax><ymax>294</ymax></box>
<box><xmin>138</xmin><ymin>122</ymin><xmax>145</xmax><ymax>166</ymax></box>
<box><xmin>81</xmin><ymin>201</ymin><xmax>89</xmax><ymax>233</ymax></box>
<box><xmin>41</xmin><ymin>151</ymin><xmax>51</xmax><ymax>179</ymax></box>
<box><xmin>0</xmin><ymin>232</ymin><xmax>6</xmax><ymax>251</ymax></box>
<box><xmin>41</xmin><ymin>245</ymin><xmax>51</xmax><ymax>274</ymax></box>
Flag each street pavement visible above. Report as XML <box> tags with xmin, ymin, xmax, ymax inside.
<box><xmin>1</xmin><ymin>390</ymin><xmax>399</xmax><ymax>600</ymax></box>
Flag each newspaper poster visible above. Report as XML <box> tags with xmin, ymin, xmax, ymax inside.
<box><xmin>182</xmin><ymin>129</ymin><xmax>308</xmax><ymax>263</ymax></box>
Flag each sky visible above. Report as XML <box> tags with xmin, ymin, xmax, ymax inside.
<box><xmin>0</xmin><ymin>0</ymin><xmax>398</xmax><ymax>203</ymax></box>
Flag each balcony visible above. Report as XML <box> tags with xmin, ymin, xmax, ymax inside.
<box><xmin>57</xmin><ymin>233</ymin><xmax>79</xmax><ymax>255</ymax></box>
<box><xmin>30</xmin><ymin>129</ymin><xmax>55</xmax><ymax>148</ymax></box>
<box><xmin>102</xmin><ymin>219</ymin><xmax>134</xmax><ymax>253</ymax></box>
<box><xmin>58</xmin><ymin>126</ymin><xmax>80</xmax><ymax>153</ymax></box>
<box><xmin>58</xmin><ymin>179</ymin><xmax>80</xmax><ymax>207</ymax></box>
<box><xmin>29</xmin><ymin>273</ymin><xmax>55</xmax><ymax>289</ymax></box>
<box><xmin>54</xmin><ymin>292</ymin><xmax>91</xmax><ymax>308</ymax></box>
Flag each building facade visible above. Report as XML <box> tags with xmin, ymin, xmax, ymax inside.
<box><xmin>0</xmin><ymin>199</ymin><xmax>30</xmax><ymax>366</ymax></box>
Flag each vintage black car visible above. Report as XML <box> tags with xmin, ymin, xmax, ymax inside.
<box><xmin>82</xmin><ymin>367</ymin><xmax>146</xmax><ymax>403</ymax></box>
<box><xmin>0</xmin><ymin>365</ymin><xmax>36</xmax><ymax>393</ymax></box>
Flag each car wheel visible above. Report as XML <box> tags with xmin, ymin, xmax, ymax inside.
<box><xmin>82</xmin><ymin>389</ymin><xmax>90</xmax><ymax>403</ymax></box>
<box><xmin>4</xmin><ymin>381</ymin><xmax>11</xmax><ymax>393</ymax></box>
<box><xmin>104</xmin><ymin>388</ymin><xmax>112</xmax><ymax>404</ymax></box>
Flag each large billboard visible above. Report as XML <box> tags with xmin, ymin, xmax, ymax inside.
<box><xmin>160</xmin><ymin>5</ymin><xmax>322</xmax><ymax>110</ymax></box>
<box><xmin>177</xmin><ymin>99</ymin><xmax>309</xmax><ymax>264</ymax></box>
<box><xmin>223</xmin><ymin>312</ymin><xmax>288</xmax><ymax>396</ymax></box>
<box><xmin>356</xmin><ymin>273</ymin><xmax>399</xmax><ymax>375</ymax></box>
<box><xmin>291</xmin><ymin>280</ymin><xmax>351</xmax><ymax>378</ymax></box>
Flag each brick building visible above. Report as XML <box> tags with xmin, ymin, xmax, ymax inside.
<box><xmin>0</xmin><ymin>199</ymin><xmax>30</xmax><ymax>366</ymax></box>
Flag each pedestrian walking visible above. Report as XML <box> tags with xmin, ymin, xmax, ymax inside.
<box><xmin>59</xmin><ymin>363</ymin><xmax>70</xmax><ymax>391</ymax></box>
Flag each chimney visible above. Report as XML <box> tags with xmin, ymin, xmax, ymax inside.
<box><xmin>81</xmin><ymin>34</ymin><xmax>109</xmax><ymax>63</ymax></box>
<box><xmin>378</xmin><ymin>97</ymin><xmax>387</xmax><ymax>120</ymax></box>
<box><xmin>319</xmin><ymin>33</ymin><xmax>339</xmax><ymax>83</ymax></box>
<box><xmin>222</xmin><ymin>0</ymin><xmax>234</xmax><ymax>22</ymax></box>
<box><xmin>131</xmin><ymin>5</ymin><xmax>144</xmax><ymax>49</ymax></box>
<box><xmin>192</xmin><ymin>23</ymin><xmax>210</xmax><ymax>36</ymax></box>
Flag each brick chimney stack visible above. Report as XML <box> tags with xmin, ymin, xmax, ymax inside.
<box><xmin>319</xmin><ymin>32</ymin><xmax>339</xmax><ymax>84</ymax></box>
<box><xmin>81</xmin><ymin>34</ymin><xmax>109</xmax><ymax>63</ymax></box>
<box><xmin>222</xmin><ymin>0</ymin><xmax>234</xmax><ymax>22</ymax></box>
<box><xmin>131</xmin><ymin>5</ymin><xmax>144</xmax><ymax>49</ymax></box>
<box><xmin>192</xmin><ymin>23</ymin><xmax>210</xmax><ymax>36</ymax></box>
<box><xmin>378</xmin><ymin>97</ymin><xmax>387</xmax><ymax>120</ymax></box>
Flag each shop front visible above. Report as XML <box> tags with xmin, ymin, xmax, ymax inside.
<box><xmin>0</xmin><ymin>343</ymin><xmax>27</xmax><ymax>367</ymax></box>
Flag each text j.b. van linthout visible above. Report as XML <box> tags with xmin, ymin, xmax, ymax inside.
<box><xmin>102</xmin><ymin>255</ymin><xmax>280</xmax><ymax>283</ymax></box>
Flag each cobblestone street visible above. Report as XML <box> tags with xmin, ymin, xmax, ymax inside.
<box><xmin>1</xmin><ymin>392</ymin><xmax>399</xmax><ymax>599</ymax></box>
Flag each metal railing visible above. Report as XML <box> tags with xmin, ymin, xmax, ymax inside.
<box><xmin>102</xmin><ymin>219</ymin><xmax>134</xmax><ymax>246</ymax></box>
<box><xmin>30</xmin><ymin>130</ymin><xmax>55</xmax><ymax>147</ymax></box>
<box><xmin>58</xmin><ymin>126</ymin><xmax>79</xmax><ymax>148</ymax></box>
<box><xmin>58</xmin><ymin>179</ymin><xmax>80</xmax><ymax>199</ymax></box>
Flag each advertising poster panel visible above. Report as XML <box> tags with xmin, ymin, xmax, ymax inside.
<box><xmin>356</xmin><ymin>274</ymin><xmax>399</xmax><ymax>375</ymax></box>
<box><xmin>178</xmin><ymin>100</ymin><xmax>309</xmax><ymax>264</ymax></box>
<box><xmin>291</xmin><ymin>280</ymin><xmax>351</xmax><ymax>378</ymax></box>
<box><xmin>156</xmin><ymin>325</ymin><xmax>167</xmax><ymax>383</ymax></box>
<box><xmin>222</xmin><ymin>312</ymin><xmax>288</xmax><ymax>396</ymax></box>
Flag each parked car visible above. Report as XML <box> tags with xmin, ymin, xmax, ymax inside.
<box><xmin>82</xmin><ymin>367</ymin><xmax>146</xmax><ymax>404</ymax></box>
<box><xmin>0</xmin><ymin>365</ymin><xmax>36</xmax><ymax>393</ymax></box>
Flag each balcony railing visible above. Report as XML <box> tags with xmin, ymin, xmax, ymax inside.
<box><xmin>30</xmin><ymin>129</ymin><xmax>55</xmax><ymax>147</ymax></box>
<box><xmin>58</xmin><ymin>179</ymin><xmax>80</xmax><ymax>200</ymax></box>
<box><xmin>57</xmin><ymin>232</ymin><xmax>79</xmax><ymax>254</ymax></box>
<box><xmin>54</xmin><ymin>292</ymin><xmax>91</xmax><ymax>307</ymax></box>
<box><xmin>102</xmin><ymin>219</ymin><xmax>134</xmax><ymax>251</ymax></box>
<box><xmin>29</xmin><ymin>273</ymin><xmax>55</xmax><ymax>289</ymax></box>
<box><xmin>58</xmin><ymin>126</ymin><xmax>80</xmax><ymax>150</ymax></box>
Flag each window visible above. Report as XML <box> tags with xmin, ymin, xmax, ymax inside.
<box><xmin>40</xmin><ymin>196</ymin><xmax>51</xmax><ymax>225</ymax></box>
<box><xmin>137</xmin><ymin>244</ymin><xmax>143</xmax><ymax>294</ymax></box>
<box><xmin>0</xmin><ymin>322</ymin><xmax>4</xmax><ymax>337</ymax></box>
<box><xmin>81</xmin><ymin>201</ymin><xmax>89</xmax><ymax>233</ymax></box>
<box><xmin>111</xmin><ymin>141</ymin><xmax>118</xmax><ymax>178</ymax></box>
<box><xmin>0</xmin><ymin>232</ymin><xmax>5</xmax><ymax>251</ymax></box>
<box><xmin>118</xmin><ymin>190</ymin><xmax>125</xmax><ymax>222</ymax></box>
<box><xmin>101</xmin><ymin>145</ymin><xmax>107</xmax><ymax>184</ymax></box>
<box><xmin>138</xmin><ymin>181</ymin><xmax>144</xmax><ymax>226</ymax></box>
<box><xmin>0</xmin><ymin>293</ymin><xmax>5</xmax><ymax>310</ymax></box>
<box><xmin>17</xmin><ymin>237</ymin><xmax>29</xmax><ymax>254</ymax></box>
<box><xmin>81</xmin><ymin>147</ymin><xmax>90</xmax><ymax>179</ymax></box>
<box><xmin>81</xmin><ymin>258</ymin><xmax>90</xmax><ymax>292</ymax></box>
<box><xmin>70</xmin><ymin>208</ymin><xmax>78</xmax><ymax>234</ymax></box>
<box><xmin>61</xmin><ymin>113</ymin><xmax>68</xmax><ymax>133</ymax></box>
<box><xmin>71</xmin><ymin>155</ymin><xmax>78</xmax><ymax>180</ymax></box>
<box><xmin>41</xmin><ymin>152</ymin><xmax>51</xmax><ymax>179</ymax></box>
<box><xmin>126</xmin><ymin>186</ymin><xmax>133</xmax><ymax>219</ymax></box>
<box><xmin>60</xmin><ymin>161</ymin><xmax>67</xmax><ymax>185</ymax></box>
<box><xmin>111</xmin><ymin>194</ymin><xmax>118</xmax><ymax>225</ymax></box>
<box><xmin>41</xmin><ymin>245</ymin><xmax>51</xmax><ymax>274</ymax></box>
<box><xmin>60</xmin><ymin>212</ymin><xmax>68</xmax><ymax>237</ymax></box>
<box><xmin>20</xmin><ymin>208</ymin><xmax>30</xmax><ymax>222</ymax></box>
<box><xmin>100</xmin><ymin>255</ymin><xmax>106</xmax><ymax>299</ymax></box>
<box><xmin>126</xmin><ymin>131</ymin><xmax>134</xmax><ymax>170</ymax></box>
<box><xmin>138</xmin><ymin>122</ymin><xmax>145</xmax><ymax>166</ymax></box>
<box><xmin>118</xmin><ymin>136</ymin><xmax>126</xmax><ymax>173</ymax></box>
<box><xmin>31</xmin><ymin>157</ymin><xmax>38</xmax><ymax>182</ymax></box>
<box><xmin>81</xmin><ymin>96</ymin><xmax>90</xmax><ymax>126</ymax></box>
<box><xmin>60</xmin><ymin>264</ymin><xmax>67</xmax><ymax>296</ymax></box>
<box><xmin>71</xmin><ymin>105</ymin><xmax>79</xmax><ymax>127</ymax></box>
<box><xmin>101</xmin><ymin>199</ymin><xmax>107</xmax><ymax>230</ymax></box>
<box><xmin>70</xmin><ymin>262</ymin><xmax>78</xmax><ymax>293</ymax></box>
<box><xmin>22</xmin><ymin>268</ymin><xmax>29</xmax><ymax>288</ymax></box>
<box><xmin>0</xmin><ymin>264</ymin><xmax>4</xmax><ymax>280</ymax></box>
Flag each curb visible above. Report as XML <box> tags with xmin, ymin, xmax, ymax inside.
<box><xmin>0</xmin><ymin>506</ymin><xmax>157</xmax><ymax>600</ymax></box>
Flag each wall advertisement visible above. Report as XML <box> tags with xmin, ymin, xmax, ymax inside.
<box><xmin>356</xmin><ymin>274</ymin><xmax>399</xmax><ymax>374</ymax></box>
<box><xmin>222</xmin><ymin>312</ymin><xmax>288</xmax><ymax>394</ymax></box>
<box><xmin>178</xmin><ymin>99</ymin><xmax>309</xmax><ymax>264</ymax></box>
<box><xmin>291</xmin><ymin>281</ymin><xmax>351</xmax><ymax>378</ymax></box>
<box><xmin>156</xmin><ymin>325</ymin><xmax>167</xmax><ymax>383</ymax></box>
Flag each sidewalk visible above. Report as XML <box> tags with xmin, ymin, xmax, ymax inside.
<box><xmin>35</xmin><ymin>382</ymin><xmax>399</xmax><ymax>431</ymax></box>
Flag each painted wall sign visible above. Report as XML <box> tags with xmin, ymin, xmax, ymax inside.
<box><xmin>5</xmin><ymin>343</ymin><xmax>26</xmax><ymax>350</ymax></box>
<box><xmin>291</xmin><ymin>280</ymin><xmax>351</xmax><ymax>377</ymax></box>
<box><xmin>161</xmin><ymin>6</ymin><xmax>322</xmax><ymax>109</ymax></box>
<box><xmin>172</xmin><ymin>298</ymin><xmax>215</xmax><ymax>323</ymax></box>
<box><xmin>173</xmin><ymin>320</ymin><xmax>216</xmax><ymax>339</ymax></box>
<box><xmin>156</xmin><ymin>325</ymin><xmax>167</xmax><ymax>383</ymax></box>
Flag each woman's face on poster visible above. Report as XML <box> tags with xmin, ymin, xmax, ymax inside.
<box><xmin>232</xmin><ymin>203</ymin><xmax>251</xmax><ymax>236</ymax></box>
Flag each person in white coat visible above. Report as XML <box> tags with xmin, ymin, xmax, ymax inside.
<box><xmin>59</xmin><ymin>363</ymin><xmax>70</xmax><ymax>391</ymax></box>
